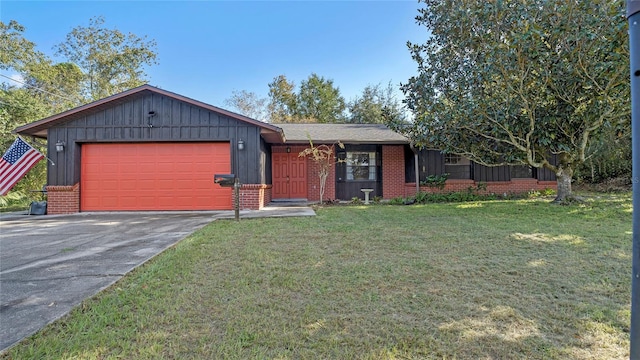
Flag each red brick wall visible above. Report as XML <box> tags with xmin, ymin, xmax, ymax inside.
<box><xmin>307</xmin><ymin>157</ymin><xmax>336</xmax><ymax>202</ymax></box>
<box><xmin>404</xmin><ymin>179</ymin><xmax>558</xmax><ymax>197</ymax></box>
<box><xmin>382</xmin><ymin>145</ymin><xmax>405</xmax><ymax>199</ymax></box>
<box><xmin>238</xmin><ymin>184</ymin><xmax>272</xmax><ymax>210</ymax></box>
<box><xmin>46</xmin><ymin>183</ymin><xmax>80</xmax><ymax>214</ymax></box>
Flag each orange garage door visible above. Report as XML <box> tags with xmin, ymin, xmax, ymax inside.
<box><xmin>81</xmin><ymin>143</ymin><xmax>232</xmax><ymax>211</ymax></box>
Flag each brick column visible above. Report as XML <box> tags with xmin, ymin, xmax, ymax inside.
<box><xmin>382</xmin><ymin>145</ymin><xmax>405</xmax><ymax>199</ymax></box>
<box><xmin>46</xmin><ymin>183</ymin><xmax>80</xmax><ymax>214</ymax></box>
<box><xmin>239</xmin><ymin>184</ymin><xmax>272</xmax><ymax>210</ymax></box>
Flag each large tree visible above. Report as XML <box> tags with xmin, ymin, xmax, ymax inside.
<box><xmin>347</xmin><ymin>82</ymin><xmax>406</xmax><ymax>124</ymax></box>
<box><xmin>267</xmin><ymin>75</ymin><xmax>298</xmax><ymax>123</ymax></box>
<box><xmin>55</xmin><ymin>16</ymin><xmax>158</xmax><ymax>101</ymax></box>
<box><xmin>224</xmin><ymin>90</ymin><xmax>268</xmax><ymax>122</ymax></box>
<box><xmin>267</xmin><ymin>73</ymin><xmax>347</xmax><ymax>123</ymax></box>
<box><xmin>297</xmin><ymin>73</ymin><xmax>346</xmax><ymax>123</ymax></box>
<box><xmin>393</xmin><ymin>0</ymin><xmax>629</xmax><ymax>202</ymax></box>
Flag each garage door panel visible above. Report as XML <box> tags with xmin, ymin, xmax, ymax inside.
<box><xmin>81</xmin><ymin>143</ymin><xmax>231</xmax><ymax>211</ymax></box>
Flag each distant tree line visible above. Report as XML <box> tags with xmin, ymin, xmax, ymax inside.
<box><xmin>224</xmin><ymin>74</ymin><xmax>407</xmax><ymax>125</ymax></box>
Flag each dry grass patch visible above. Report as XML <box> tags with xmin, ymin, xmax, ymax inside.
<box><xmin>2</xmin><ymin>194</ymin><xmax>631</xmax><ymax>359</ymax></box>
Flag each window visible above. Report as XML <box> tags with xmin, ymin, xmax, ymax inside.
<box><xmin>346</xmin><ymin>152</ymin><xmax>377</xmax><ymax>181</ymax></box>
<box><xmin>511</xmin><ymin>165</ymin><xmax>533</xmax><ymax>178</ymax></box>
<box><xmin>445</xmin><ymin>154</ymin><xmax>463</xmax><ymax>165</ymax></box>
<box><xmin>444</xmin><ymin>154</ymin><xmax>471</xmax><ymax>179</ymax></box>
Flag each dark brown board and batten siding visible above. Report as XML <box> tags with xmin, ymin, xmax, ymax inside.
<box><xmin>405</xmin><ymin>148</ymin><xmax>556</xmax><ymax>183</ymax></box>
<box><xmin>47</xmin><ymin>91</ymin><xmax>267</xmax><ymax>186</ymax></box>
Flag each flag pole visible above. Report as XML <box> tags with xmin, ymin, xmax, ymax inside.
<box><xmin>17</xmin><ymin>136</ymin><xmax>55</xmax><ymax>166</ymax></box>
<box><xmin>628</xmin><ymin>0</ymin><xmax>640</xmax><ymax>357</ymax></box>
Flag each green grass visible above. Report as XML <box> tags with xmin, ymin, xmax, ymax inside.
<box><xmin>2</xmin><ymin>194</ymin><xmax>632</xmax><ymax>359</ymax></box>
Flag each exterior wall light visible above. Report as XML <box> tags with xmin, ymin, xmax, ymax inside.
<box><xmin>55</xmin><ymin>140</ymin><xmax>65</xmax><ymax>152</ymax></box>
<box><xmin>238</xmin><ymin>139</ymin><xmax>245</xmax><ymax>151</ymax></box>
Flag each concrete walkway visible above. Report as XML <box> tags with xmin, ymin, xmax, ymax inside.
<box><xmin>0</xmin><ymin>205</ymin><xmax>314</xmax><ymax>352</ymax></box>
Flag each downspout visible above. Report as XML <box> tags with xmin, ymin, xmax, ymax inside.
<box><xmin>629</xmin><ymin>0</ymin><xmax>640</xmax><ymax>357</ymax></box>
<box><xmin>410</xmin><ymin>141</ymin><xmax>420</xmax><ymax>196</ymax></box>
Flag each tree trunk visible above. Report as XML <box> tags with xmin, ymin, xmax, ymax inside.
<box><xmin>554</xmin><ymin>166</ymin><xmax>574</xmax><ymax>203</ymax></box>
<box><xmin>318</xmin><ymin>169</ymin><xmax>328</xmax><ymax>205</ymax></box>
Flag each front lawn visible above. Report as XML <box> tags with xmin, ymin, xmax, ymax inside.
<box><xmin>3</xmin><ymin>194</ymin><xmax>631</xmax><ymax>359</ymax></box>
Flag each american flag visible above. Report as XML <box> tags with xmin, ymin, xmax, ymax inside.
<box><xmin>0</xmin><ymin>137</ymin><xmax>44</xmax><ymax>196</ymax></box>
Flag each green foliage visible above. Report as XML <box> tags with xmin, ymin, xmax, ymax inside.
<box><xmin>575</xmin><ymin>127</ymin><xmax>631</xmax><ymax>183</ymax></box>
<box><xmin>297</xmin><ymin>73</ymin><xmax>346</xmax><ymax>123</ymax></box>
<box><xmin>223</xmin><ymin>90</ymin><xmax>268</xmax><ymax>121</ymax></box>
<box><xmin>419</xmin><ymin>173</ymin><xmax>448</xmax><ymax>190</ymax></box>
<box><xmin>347</xmin><ymin>82</ymin><xmax>405</xmax><ymax>124</ymax></box>
<box><xmin>527</xmin><ymin>188</ymin><xmax>557</xmax><ymax>198</ymax></box>
<box><xmin>0</xmin><ymin>20</ymin><xmax>47</xmax><ymax>72</ymax></box>
<box><xmin>388</xmin><ymin>196</ymin><xmax>405</xmax><ymax>205</ymax></box>
<box><xmin>410</xmin><ymin>190</ymin><xmax>498</xmax><ymax>204</ymax></box>
<box><xmin>268</xmin><ymin>74</ymin><xmax>407</xmax><ymax>124</ymax></box>
<box><xmin>0</xmin><ymin>190</ymin><xmax>30</xmax><ymax>211</ymax></box>
<box><xmin>350</xmin><ymin>197</ymin><xmax>362</xmax><ymax>205</ymax></box>
<box><xmin>393</xmin><ymin>0</ymin><xmax>630</xmax><ymax>200</ymax></box>
<box><xmin>268</xmin><ymin>73</ymin><xmax>346</xmax><ymax>123</ymax></box>
<box><xmin>54</xmin><ymin>16</ymin><xmax>158</xmax><ymax>101</ymax></box>
<box><xmin>267</xmin><ymin>75</ymin><xmax>297</xmax><ymax>123</ymax></box>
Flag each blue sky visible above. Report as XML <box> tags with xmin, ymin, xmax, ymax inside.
<box><xmin>0</xmin><ymin>1</ymin><xmax>425</xmax><ymax>108</ymax></box>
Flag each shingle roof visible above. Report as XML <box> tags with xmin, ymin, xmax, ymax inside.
<box><xmin>277</xmin><ymin>123</ymin><xmax>408</xmax><ymax>144</ymax></box>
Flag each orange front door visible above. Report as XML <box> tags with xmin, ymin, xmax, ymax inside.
<box><xmin>81</xmin><ymin>143</ymin><xmax>231</xmax><ymax>211</ymax></box>
<box><xmin>272</xmin><ymin>152</ymin><xmax>307</xmax><ymax>199</ymax></box>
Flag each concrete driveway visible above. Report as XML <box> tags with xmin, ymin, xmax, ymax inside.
<box><xmin>0</xmin><ymin>212</ymin><xmax>219</xmax><ymax>352</ymax></box>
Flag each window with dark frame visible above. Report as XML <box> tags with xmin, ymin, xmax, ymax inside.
<box><xmin>444</xmin><ymin>154</ymin><xmax>462</xmax><ymax>165</ymax></box>
<box><xmin>510</xmin><ymin>165</ymin><xmax>534</xmax><ymax>178</ymax></box>
<box><xmin>346</xmin><ymin>152</ymin><xmax>377</xmax><ymax>181</ymax></box>
<box><xmin>444</xmin><ymin>154</ymin><xmax>471</xmax><ymax>179</ymax></box>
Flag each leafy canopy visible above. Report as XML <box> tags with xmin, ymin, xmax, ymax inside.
<box><xmin>394</xmin><ymin>0</ymin><xmax>629</xmax><ymax>176</ymax></box>
<box><xmin>55</xmin><ymin>16</ymin><xmax>158</xmax><ymax>101</ymax></box>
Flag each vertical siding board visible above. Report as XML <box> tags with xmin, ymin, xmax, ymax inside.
<box><xmin>420</xmin><ymin>150</ymin><xmax>445</xmax><ymax>176</ymax></box>
<box><xmin>68</xmin><ymin>127</ymin><xmax>79</xmax><ymax>184</ymax></box>
<box><xmin>123</xmin><ymin>101</ymin><xmax>131</xmax><ymax>139</ymax></box>
<box><xmin>218</xmin><ymin>122</ymin><xmax>229</xmax><ymax>139</ymax></box>
<box><xmin>132</xmin><ymin>98</ymin><xmax>142</xmax><ymax>139</ymax></box>
<box><xmin>46</xmin><ymin>92</ymin><xmax>275</xmax><ymax>187</ymax></box>
<box><xmin>86</xmin><ymin>113</ymin><xmax>95</xmax><ymax>127</ymax></box>
<box><xmin>474</xmin><ymin>163</ymin><xmax>511</xmax><ymax>181</ymax></box>
<box><xmin>210</xmin><ymin>114</ymin><xmax>220</xmax><ymax>138</ymax></box>
<box><xmin>86</xmin><ymin>115</ymin><xmax>95</xmax><ymax>140</ymax></box>
<box><xmin>113</xmin><ymin>104</ymin><xmax>122</xmax><ymax>139</ymax></box>
<box><xmin>95</xmin><ymin>116</ymin><xmax>104</xmax><ymax>139</ymax></box>
<box><xmin>199</xmin><ymin>111</ymin><xmax>209</xmax><ymax>138</ymax></box>
<box><xmin>75</xmin><ymin>125</ymin><xmax>86</xmax><ymax>141</ymax></box>
<box><xmin>171</xmin><ymin>100</ymin><xmax>180</xmax><ymax>126</ymax></box>
<box><xmin>246</xmin><ymin>128</ymin><xmax>259</xmax><ymax>184</ymax></box>
<box><xmin>261</xmin><ymin>138</ymin><xmax>271</xmax><ymax>184</ymax></box>
<box><xmin>51</xmin><ymin>127</ymin><xmax>61</xmax><ymax>184</ymax></box>
<box><xmin>160</xmin><ymin>97</ymin><xmax>171</xmax><ymax>139</ymax></box>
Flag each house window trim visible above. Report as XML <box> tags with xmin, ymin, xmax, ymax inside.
<box><xmin>345</xmin><ymin>151</ymin><xmax>378</xmax><ymax>181</ymax></box>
